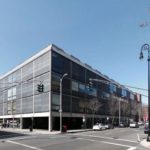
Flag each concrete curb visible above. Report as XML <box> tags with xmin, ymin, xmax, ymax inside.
<box><xmin>67</xmin><ymin>129</ymin><xmax>92</xmax><ymax>133</ymax></box>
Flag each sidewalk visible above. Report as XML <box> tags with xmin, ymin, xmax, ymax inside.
<box><xmin>140</xmin><ymin>139</ymin><xmax>150</xmax><ymax>149</ymax></box>
<box><xmin>0</xmin><ymin>128</ymin><xmax>91</xmax><ymax>135</ymax></box>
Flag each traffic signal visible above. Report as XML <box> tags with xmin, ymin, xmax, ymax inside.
<box><xmin>89</xmin><ymin>81</ymin><xmax>93</xmax><ymax>88</ymax></box>
<box><xmin>87</xmin><ymin>81</ymin><xmax>93</xmax><ymax>91</ymax></box>
<box><xmin>37</xmin><ymin>84</ymin><xmax>44</xmax><ymax>92</ymax></box>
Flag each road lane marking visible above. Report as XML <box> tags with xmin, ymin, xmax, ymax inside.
<box><xmin>115</xmin><ymin>138</ymin><xmax>139</xmax><ymax>143</ymax></box>
<box><xmin>74</xmin><ymin>133</ymin><xmax>139</xmax><ymax>143</ymax></box>
<box><xmin>137</xmin><ymin>134</ymin><xmax>140</xmax><ymax>142</ymax></box>
<box><xmin>78</xmin><ymin>137</ymin><xmax>136</xmax><ymax>149</ymax></box>
<box><xmin>7</xmin><ymin>140</ymin><xmax>44</xmax><ymax>150</ymax></box>
<box><xmin>74</xmin><ymin>133</ymin><xmax>114</xmax><ymax>140</ymax></box>
<box><xmin>127</xmin><ymin>147</ymin><xmax>136</xmax><ymax>150</ymax></box>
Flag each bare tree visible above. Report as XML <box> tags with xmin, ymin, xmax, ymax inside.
<box><xmin>130</xmin><ymin>100</ymin><xmax>140</xmax><ymax>122</ymax></box>
<box><xmin>136</xmin><ymin>102</ymin><xmax>142</xmax><ymax>122</ymax></box>
<box><xmin>87</xmin><ymin>98</ymin><xmax>102</xmax><ymax>126</ymax></box>
<box><xmin>78</xmin><ymin>100</ymin><xmax>91</xmax><ymax>128</ymax></box>
<box><xmin>121</xmin><ymin>101</ymin><xmax>130</xmax><ymax>123</ymax></box>
<box><xmin>78</xmin><ymin>100</ymin><xmax>90</xmax><ymax>114</ymax></box>
<box><xmin>108</xmin><ymin>95</ymin><xmax>119</xmax><ymax>125</ymax></box>
<box><xmin>79</xmin><ymin>98</ymin><xmax>102</xmax><ymax>126</ymax></box>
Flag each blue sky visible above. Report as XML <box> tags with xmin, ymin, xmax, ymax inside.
<box><xmin>0</xmin><ymin>0</ymin><xmax>150</xmax><ymax>104</ymax></box>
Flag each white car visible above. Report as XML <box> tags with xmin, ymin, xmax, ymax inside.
<box><xmin>129</xmin><ymin>122</ymin><xmax>139</xmax><ymax>128</ymax></box>
<box><xmin>93</xmin><ymin>123</ymin><xmax>106</xmax><ymax>130</ymax></box>
<box><xmin>138</xmin><ymin>122</ymin><xmax>143</xmax><ymax>126</ymax></box>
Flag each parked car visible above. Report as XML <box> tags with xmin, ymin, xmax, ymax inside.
<box><xmin>144</xmin><ymin>122</ymin><xmax>150</xmax><ymax>134</ymax></box>
<box><xmin>119</xmin><ymin>122</ymin><xmax>128</xmax><ymax>127</ymax></box>
<box><xmin>129</xmin><ymin>122</ymin><xmax>139</xmax><ymax>128</ymax></box>
<box><xmin>119</xmin><ymin>122</ymin><xmax>125</xmax><ymax>127</ymax></box>
<box><xmin>105</xmin><ymin>123</ymin><xmax>114</xmax><ymax>129</ymax></box>
<box><xmin>93</xmin><ymin>123</ymin><xmax>106</xmax><ymax>131</ymax></box>
<box><xmin>138</xmin><ymin>122</ymin><xmax>144</xmax><ymax>126</ymax></box>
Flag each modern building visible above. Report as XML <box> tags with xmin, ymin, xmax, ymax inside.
<box><xmin>0</xmin><ymin>44</ymin><xmax>142</xmax><ymax>131</ymax></box>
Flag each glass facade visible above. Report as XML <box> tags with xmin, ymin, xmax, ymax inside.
<box><xmin>51</xmin><ymin>51</ymin><xmax>138</xmax><ymax>118</ymax></box>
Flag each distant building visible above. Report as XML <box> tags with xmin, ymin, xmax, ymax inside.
<box><xmin>0</xmin><ymin>44</ymin><xmax>142</xmax><ymax>131</ymax></box>
<box><xmin>142</xmin><ymin>104</ymin><xmax>148</xmax><ymax>122</ymax></box>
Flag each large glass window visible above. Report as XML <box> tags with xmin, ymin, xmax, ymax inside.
<box><xmin>0</xmin><ymin>92</ymin><xmax>3</xmax><ymax>103</ymax></box>
<box><xmin>0</xmin><ymin>104</ymin><xmax>3</xmax><ymax>115</ymax></box>
<box><xmin>101</xmin><ymin>91</ymin><xmax>110</xmax><ymax>99</ymax></box>
<box><xmin>62</xmin><ymin>77</ymin><xmax>71</xmax><ymax>95</ymax></box>
<box><xmin>72</xmin><ymin>62</ymin><xmax>85</xmax><ymax>82</ymax></box>
<box><xmin>52</xmin><ymin>93</ymin><xmax>60</xmax><ymax>111</ymax></box>
<box><xmin>8</xmin><ymin>89</ymin><xmax>12</xmax><ymax>101</ymax></box>
<box><xmin>7</xmin><ymin>87</ymin><xmax>16</xmax><ymax>101</ymax></box>
<box><xmin>79</xmin><ymin>83</ymin><xmax>85</xmax><ymax>93</ymax></box>
<box><xmin>15</xmin><ymin>70</ymin><xmax>21</xmax><ymax>83</ymax></box>
<box><xmin>22</xmin><ymin>62</ymin><xmax>33</xmax><ymax>81</ymax></box>
<box><xmin>7</xmin><ymin>72</ymin><xmax>18</xmax><ymax>88</ymax></box>
<box><xmin>22</xmin><ymin>79</ymin><xmax>33</xmax><ymax>97</ymax></box>
<box><xmin>72</xmin><ymin>81</ymin><xmax>78</xmax><ymax>91</ymax></box>
<box><xmin>15</xmin><ymin>99</ymin><xmax>21</xmax><ymax>114</ymax></box>
<box><xmin>72</xmin><ymin>97</ymin><xmax>84</xmax><ymax>113</ymax></box>
<box><xmin>8</xmin><ymin>75</ymin><xmax>12</xmax><ymax>84</ymax></box>
<box><xmin>34</xmin><ymin>72</ymin><xmax>50</xmax><ymax>95</ymax></box>
<box><xmin>7</xmin><ymin>102</ymin><xmax>12</xmax><ymax>115</ymax></box>
<box><xmin>22</xmin><ymin>96</ymin><xmax>33</xmax><ymax>113</ymax></box>
<box><xmin>122</xmin><ymin>89</ymin><xmax>127</xmax><ymax>97</ymax></box>
<box><xmin>87</xmin><ymin>87</ymin><xmax>97</xmax><ymax>97</ymax></box>
<box><xmin>7</xmin><ymin>101</ymin><xmax>16</xmax><ymax>115</ymax></box>
<box><xmin>51</xmin><ymin>72</ymin><xmax>61</xmax><ymax>92</ymax></box>
<box><xmin>3</xmin><ymin>90</ymin><xmax>7</xmax><ymax>102</ymax></box>
<box><xmin>109</xmin><ymin>83</ymin><xmax>117</xmax><ymax>93</ymax></box>
<box><xmin>34</xmin><ymin>52</ymin><xmax>50</xmax><ymax>77</ymax></box>
<box><xmin>52</xmin><ymin>52</ymin><xmax>70</xmax><ymax>76</ymax></box>
<box><xmin>62</xmin><ymin>95</ymin><xmax>71</xmax><ymax>112</ymax></box>
<box><xmin>3</xmin><ymin>102</ymin><xmax>7</xmax><ymax>115</ymax></box>
<box><xmin>71</xmin><ymin>80</ymin><xmax>78</xmax><ymax>96</ymax></box>
<box><xmin>85</xmin><ymin>84</ymin><xmax>97</xmax><ymax>97</ymax></box>
<box><xmin>52</xmin><ymin>52</ymin><xmax>62</xmax><ymax>74</ymax></box>
<box><xmin>86</xmin><ymin>70</ymin><xmax>96</xmax><ymax>83</ymax></box>
<box><xmin>79</xmin><ymin>83</ymin><xmax>86</xmax><ymax>97</ymax></box>
<box><xmin>0</xmin><ymin>79</ymin><xmax>6</xmax><ymax>92</ymax></box>
<box><xmin>130</xmin><ymin>93</ymin><xmax>134</xmax><ymax>100</ymax></box>
<box><xmin>34</xmin><ymin>92</ymin><xmax>49</xmax><ymax>112</ymax></box>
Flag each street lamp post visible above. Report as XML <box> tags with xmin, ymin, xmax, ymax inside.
<box><xmin>139</xmin><ymin>43</ymin><xmax>150</xmax><ymax>141</ymax></box>
<box><xmin>59</xmin><ymin>73</ymin><xmax>68</xmax><ymax>133</ymax></box>
<box><xmin>119</xmin><ymin>98</ymin><xmax>121</xmax><ymax>126</ymax></box>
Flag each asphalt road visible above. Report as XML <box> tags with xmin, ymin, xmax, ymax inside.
<box><xmin>0</xmin><ymin>126</ymin><xmax>149</xmax><ymax>150</ymax></box>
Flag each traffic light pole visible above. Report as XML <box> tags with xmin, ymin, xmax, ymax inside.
<box><xmin>59</xmin><ymin>73</ymin><xmax>68</xmax><ymax>133</ymax></box>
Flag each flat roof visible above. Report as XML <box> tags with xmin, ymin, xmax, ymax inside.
<box><xmin>0</xmin><ymin>44</ymin><xmax>124</xmax><ymax>89</ymax></box>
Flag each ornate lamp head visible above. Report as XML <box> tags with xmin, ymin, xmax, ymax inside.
<box><xmin>139</xmin><ymin>51</ymin><xmax>144</xmax><ymax>60</ymax></box>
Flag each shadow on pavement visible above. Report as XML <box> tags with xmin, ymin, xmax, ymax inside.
<box><xmin>0</xmin><ymin>130</ymin><xmax>27</xmax><ymax>139</ymax></box>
